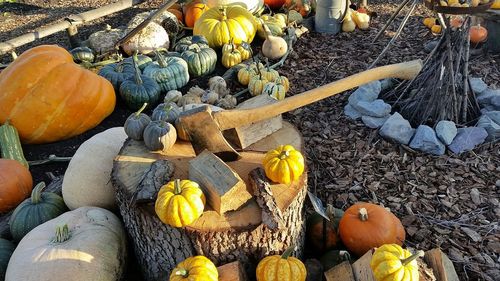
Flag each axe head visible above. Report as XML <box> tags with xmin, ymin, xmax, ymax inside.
<box><xmin>176</xmin><ymin>105</ymin><xmax>240</xmax><ymax>162</ymax></box>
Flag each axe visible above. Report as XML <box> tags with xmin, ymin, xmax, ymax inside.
<box><xmin>178</xmin><ymin>59</ymin><xmax>423</xmax><ymax>161</ymax></box>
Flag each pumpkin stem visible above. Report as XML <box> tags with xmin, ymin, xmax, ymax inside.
<box><xmin>155</xmin><ymin>50</ymin><xmax>169</xmax><ymax>68</ymax></box>
<box><xmin>31</xmin><ymin>182</ymin><xmax>46</xmax><ymax>204</ymax></box>
<box><xmin>174</xmin><ymin>179</ymin><xmax>182</xmax><ymax>195</ymax></box>
<box><xmin>132</xmin><ymin>52</ymin><xmax>143</xmax><ymax>85</ymax></box>
<box><xmin>401</xmin><ymin>250</ymin><xmax>425</xmax><ymax>266</ymax></box>
<box><xmin>278</xmin><ymin>150</ymin><xmax>290</xmax><ymax>160</ymax></box>
<box><xmin>281</xmin><ymin>245</ymin><xmax>296</xmax><ymax>259</ymax></box>
<box><xmin>135</xmin><ymin>103</ymin><xmax>148</xmax><ymax>117</ymax></box>
<box><xmin>174</xmin><ymin>269</ymin><xmax>189</xmax><ymax>277</ymax></box>
<box><xmin>53</xmin><ymin>224</ymin><xmax>71</xmax><ymax>243</ymax></box>
<box><xmin>359</xmin><ymin>208</ymin><xmax>369</xmax><ymax>221</ymax></box>
<box><xmin>219</xmin><ymin>7</ymin><xmax>227</xmax><ymax>21</ymax></box>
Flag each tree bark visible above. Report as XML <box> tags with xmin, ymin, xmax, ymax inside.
<box><xmin>112</xmin><ymin>122</ymin><xmax>307</xmax><ymax>280</ymax></box>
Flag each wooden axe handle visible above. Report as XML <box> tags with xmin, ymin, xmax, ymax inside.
<box><xmin>214</xmin><ymin>59</ymin><xmax>422</xmax><ymax>130</ymax></box>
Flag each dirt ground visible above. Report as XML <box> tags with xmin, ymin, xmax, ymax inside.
<box><xmin>0</xmin><ymin>1</ymin><xmax>499</xmax><ymax>280</ymax></box>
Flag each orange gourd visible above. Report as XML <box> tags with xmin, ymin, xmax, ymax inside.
<box><xmin>0</xmin><ymin>159</ymin><xmax>33</xmax><ymax>213</ymax></box>
<box><xmin>184</xmin><ymin>0</ymin><xmax>209</xmax><ymax>28</ymax></box>
<box><xmin>469</xmin><ymin>24</ymin><xmax>488</xmax><ymax>44</ymax></box>
<box><xmin>339</xmin><ymin>202</ymin><xmax>406</xmax><ymax>257</ymax></box>
<box><xmin>265</xmin><ymin>0</ymin><xmax>287</xmax><ymax>9</ymax></box>
<box><xmin>0</xmin><ymin>45</ymin><xmax>115</xmax><ymax>144</ymax></box>
<box><xmin>168</xmin><ymin>8</ymin><xmax>184</xmax><ymax>22</ymax></box>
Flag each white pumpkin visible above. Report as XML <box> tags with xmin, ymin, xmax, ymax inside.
<box><xmin>62</xmin><ymin>127</ymin><xmax>127</xmax><ymax>210</ymax></box>
<box><xmin>122</xmin><ymin>12</ymin><xmax>170</xmax><ymax>55</ymax></box>
<box><xmin>206</xmin><ymin>0</ymin><xmax>264</xmax><ymax>14</ymax></box>
<box><xmin>88</xmin><ymin>24</ymin><xmax>124</xmax><ymax>54</ymax></box>
<box><xmin>6</xmin><ymin>207</ymin><xmax>126</xmax><ymax>281</ymax></box>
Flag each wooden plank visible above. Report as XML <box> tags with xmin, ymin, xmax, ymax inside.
<box><xmin>424</xmin><ymin>249</ymin><xmax>459</xmax><ymax>281</ymax></box>
<box><xmin>224</xmin><ymin>94</ymin><xmax>282</xmax><ymax>149</ymax></box>
<box><xmin>0</xmin><ymin>0</ymin><xmax>146</xmax><ymax>56</ymax></box>
<box><xmin>325</xmin><ymin>261</ymin><xmax>356</xmax><ymax>281</ymax></box>
<box><xmin>217</xmin><ymin>261</ymin><xmax>247</xmax><ymax>281</ymax></box>
<box><xmin>189</xmin><ymin>150</ymin><xmax>252</xmax><ymax>214</ymax></box>
<box><xmin>352</xmin><ymin>250</ymin><xmax>376</xmax><ymax>281</ymax></box>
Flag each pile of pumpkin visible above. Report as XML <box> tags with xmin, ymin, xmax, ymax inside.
<box><xmin>342</xmin><ymin>8</ymin><xmax>371</xmax><ymax>32</ymax></box>
<box><xmin>435</xmin><ymin>0</ymin><xmax>493</xmax><ymax>7</ymax></box>
<box><xmin>422</xmin><ymin>15</ymin><xmax>489</xmax><ymax>46</ymax></box>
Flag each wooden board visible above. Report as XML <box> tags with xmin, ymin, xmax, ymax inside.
<box><xmin>352</xmin><ymin>250</ymin><xmax>376</xmax><ymax>281</ymax></box>
<box><xmin>424</xmin><ymin>249</ymin><xmax>459</xmax><ymax>281</ymax></box>
<box><xmin>325</xmin><ymin>261</ymin><xmax>356</xmax><ymax>281</ymax></box>
<box><xmin>112</xmin><ymin>121</ymin><xmax>307</xmax><ymax>281</ymax></box>
<box><xmin>218</xmin><ymin>261</ymin><xmax>247</xmax><ymax>281</ymax></box>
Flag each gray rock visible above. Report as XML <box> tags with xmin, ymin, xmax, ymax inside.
<box><xmin>353</xmin><ymin>99</ymin><xmax>391</xmax><ymax>118</ymax></box>
<box><xmin>362</xmin><ymin>115</ymin><xmax>389</xmax><ymax>129</ymax></box>
<box><xmin>477</xmin><ymin>88</ymin><xmax>500</xmax><ymax>106</ymax></box>
<box><xmin>483</xmin><ymin>111</ymin><xmax>500</xmax><ymax>124</ymax></box>
<box><xmin>435</xmin><ymin>120</ymin><xmax>457</xmax><ymax>145</ymax></box>
<box><xmin>470</xmin><ymin>77</ymin><xmax>488</xmax><ymax>94</ymax></box>
<box><xmin>476</xmin><ymin>112</ymin><xmax>500</xmax><ymax>141</ymax></box>
<box><xmin>448</xmin><ymin>127</ymin><xmax>488</xmax><ymax>154</ymax></box>
<box><xmin>409</xmin><ymin>125</ymin><xmax>446</xmax><ymax>155</ymax></box>
<box><xmin>379</xmin><ymin>112</ymin><xmax>415</xmax><ymax>145</ymax></box>
<box><xmin>348</xmin><ymin>85</ymin><xmax>379</xmax><ymax>106</ymax></box>
<box><xmin>380</xmin><ymin>79</ymin><xmax>397</xmax><ymax>92</ymax></box>
<box><xmin>359</xmin><ymin>80</ymin><xmax>381</xmax><ymax>94</ymax></box>
<box><xmin>344</xmin><ymin>103</ymin><xmax>362</xmax><ymax>120</ymax></box>
<box><xmin>491</xmin><ymin>95</ymin><xmax>500</xmax><ymax>110</ymax></box>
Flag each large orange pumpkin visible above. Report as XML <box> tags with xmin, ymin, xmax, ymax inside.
<box><xmin>0</xmin><ymin>159</ymin><xmax>33</xmax><ymax>213</ymax></box>
<box><xmin>0</xmin><ymin>45</ymin><xmax>116</xmax><ymax>144</ymax></box>
<box><xmin>338</xmin><ymin>202</ymin><xmax>406</xmax><ymax>257</ymax></box>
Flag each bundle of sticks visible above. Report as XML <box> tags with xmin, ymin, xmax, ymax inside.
<box><xmin>381</xmin><ymin>17</ymin><xmax>482</xmax><ymax>127</ymax></box>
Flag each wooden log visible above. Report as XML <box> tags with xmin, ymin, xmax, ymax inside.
<box><xmin>189</xmin><ymin>150</ymin><xmax>252</xmax><ymax>214</ymax></box>
<box><xmin>224</xmin><ymin>94</ymin><xmax>283</xmax><ymax>149</ymax></box>
<box><xmin>0</xmin><ymin>175</ymin><xmax>63</xmax><ymax>239</ymax></box>
<box><xmin>324</xmin><ymin>261</ymin><xmax>356</xmax><ymax>281</ymax></box>
<box><xmin>0</xmin><ymin>0</ymin><xmax>146</xmax><ymax>56</ymax></box>
<box><xmin>112</xmin><ymin>122</ymin><xmax>307</xmax><ymax>281</ymax></box>
<box><xmin>352</xmin><ymin>250</ymin><xmax>376</xmax><ymax>281</ymax></box>
<box><xmin>218</xmin><ymin>261</ymin><xmax>247</xmax><ymax>281</ymax></box>
<box><xmin>424</xmin><ymin>249</ymin><xmax>459</xmax><ymax>281</ymax></box>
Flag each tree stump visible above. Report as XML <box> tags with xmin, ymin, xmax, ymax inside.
<box><xmin>112</xmin><ymin>122</ymin><xmax>307</xmax><ymax>281</ymax></box>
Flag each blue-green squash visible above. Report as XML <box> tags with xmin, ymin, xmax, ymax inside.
<box><xmin>143</xmin><ymin>51</ymin><xmax>189</xmax><ymax>93</ymax></box>
<box><xmin>98</xmin><ymin>61</ymin><xmax>135</xmax><ymax>90</ymax></box>
<box><xmin>181</xmin><ymin>45</ymin><xmax>217</xmax><ymax>77</ymax></box>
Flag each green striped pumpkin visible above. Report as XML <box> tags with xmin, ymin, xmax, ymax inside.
<box><xmin>0</xmin><ymin>238</ymin><xmax>15</xmax><ymax>280</ymax></box>
<box><xmin>263</xmin><ymin>81</ymin><xmax>286</xmax><ymax>101</ymax></box>
<box><xmin>181</xmin><ymin>45</ymin><xmax>217</xmax><ymax>77</ymax></box>
<box><xmin>143</xmin><ymin>51</ymin><xmax>189</xmax><ymax>93</ymax></box>
<box><xmin>9</xmin><ymin>182</ymin><xmax>67</xmax><ymax>242</ymax></box>
<box><xmin>98</xmin><ymin>61</ymin><xmax>135</xmax><ymax>90</ymax></box>
<box><xmin>0</xmin><ymin>121</ymin><xmax>28</xmax><ymax>168</ymax></box>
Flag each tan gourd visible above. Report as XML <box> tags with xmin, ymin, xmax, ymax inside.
<box><xmin>352</xmin><ymin>11</ymin><xmax>370</xmax><ymax>30</ymax></box>
<box><xmin>6</xmin><ymin>207</ymin><xmax>126</xmax><ymax>281</ymax></box>
<box><xmin>261</xmin><ymin>23</ymin><xmax>288</xmax><ymax>60</ymax></box>
<box><xmin>342</xmin><ymin>11</ymin><xmax>356</xmax><ymax>32</ymax></box>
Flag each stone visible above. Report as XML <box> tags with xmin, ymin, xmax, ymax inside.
<box><xmin>490</xmin><ymin>95</ymin><xmax>500</xmax><ymax>110</ymax></box>
<box><xmin>379</xmin><ymin>112</ymin><xmax>415</xmax><ymax>145</ymax></box>
<box><xmin>344</xmin><ymin>103</ymin><xmax>362</xmax><ymax>120</ymax></box>
<box><xmin>435</xmin><ymin>120</ymin><xmax>457</xmax><ymax>145</ymax></box>
<box><xmin>353</xmin><ymin>99</ymin><xmax>391</xmax><ymax>118</ymax></box>
<box><xmin>348</xmin><ymin>85</ymin><xmax>379</xmax><ymax>106</ymax></box>
<box><xmin>476</xmin><ymin>112</ymin><xmax>500</xmax><ymax>141</ymax></box>
<box><xmin>477</xmin><ymin>88</ymin><xmax>500</xmax><ymax>107</ymax></box>
<box><xmin>469</xmin><ymin>77</ymin><xmax>488</xmax><ymax>94</ymax></box>
<box><xmin>409</xmin><ymin>125</ymin><xmax>446</xmax><ymax>155</ymax></box>
<box><xmin>362</xmin><ymin>115</ymin><xmax>389</xmax><ymax>129</ymax></box>
<box><xmin>380</xmin><ymin>78</ymin><xmax>397</xmax><ymax>92</ymax></box>
<box><xmin>448</xmin><ymin>127</ymin><xmax>488</xmax><ymax>154</ymax></box>
<box><xmin>359</xmin><ymin>80</ymin><xmax>381</xmax><ymax>94</ymax></box>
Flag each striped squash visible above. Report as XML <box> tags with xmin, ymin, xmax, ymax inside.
<box><xmin>181</xmin><ymin>45</ymin><xmax>217</xmax><ymax>77</ymax></box>
<box><xmin>9</xmin><ymin>182</ymin><xmax>67</xmax><ymax>242</ymax></box>
<box><xmin>143</xmin><ymin>52</ymin><xmax>190</xmax><ymax>93</ymax></box>
<box><xmin>0</xmin><ymin>121</ymin><xmax>28</xmax><ymax>168</ymax></box>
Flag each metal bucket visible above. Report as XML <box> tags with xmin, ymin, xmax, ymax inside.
<box><xmin>315</xmin><ymin>0</ymin><xmax>348</xmax><ymax>34</ymax></box>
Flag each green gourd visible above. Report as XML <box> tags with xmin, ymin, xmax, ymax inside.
<box><xmin>181</xmin><ymin>45</ymin><xmax>217</xmax><ymax>77</ymax></box>
<box><xmin>9</xmin><ymin>182</ymin><xmax>67</xmax><ymax>242</ymax></box>
<box><xmin>143</xmin><ymin>120</ymin><xmax>177</xmax><ymax>153</ymax></box>
<box><xmin>143</xmin><ymin>51</ymin><xmax>189</xmax><ymax>93</ymax></box>
<box><xmin>0</xmin><ymin>121</ymin><xmax>29</xmax><ymax>168</ymax></box>
<box><xmin>0</xmin><ymin>238</ymin><xmax>15</xmax><ymax>280</ymax></box>
<box><xmin>151</xmin><ymin>102</ymin><xmax>182</xmax><ymax>124</ymax></box>
<box><xmin>124</xmin><ymin>103</ymin><xmax>151</xmax><ymax>140</ymax></box>
<box><xmin>98</xmin><ymin>61</ymin><xmax>135</xmax><ymax>90</ymax></box>
<box><xmin>174</xmin><ymin>35</ymin><xmax>210</xmax><ymax>53</ymax></box>
<box><xmin>119</xmin><ymin>55</ymin><xmax>161</xmax><ymax>111</ymax></box>
<box><xmin>69</xmin><ymin>47</ymin><xmax>95</xmax><ymax>63</ymax></box>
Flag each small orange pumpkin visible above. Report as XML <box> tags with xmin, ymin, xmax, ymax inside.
<box><xmin>183</xmin><ymin>0</ymin><xmax>209</xmax><ymax>28</ymax></box>
<box><xmin>0</xmin><ymin>159</ymin><xmax>33</xmax><ymax>213</ymax></box>
<box><xmin>0</xmin><ymin>45</ymin><xmax>115</xmax><ymax>144</ymax></box>
<box><xmin>168</xmin><ymin>8</ymin><xmax>184</xmax><ymax>23</ymax></box>
<box><xmin>469</xmin><ymin>24</ymin><xmax>488</xmax><ymax>44</ymax></box>
<box><xmin>338</xmin><ymin>202</ymin><xmax>406</xmax><ymax>257</ymax></box>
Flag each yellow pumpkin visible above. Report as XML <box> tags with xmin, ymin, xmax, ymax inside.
<box><xmin>423</xmin><ymin>17</ymin><xmax>436</xmax><ymax>28</ymax></box>
<box><xmin>155</xmin><ymin>179</ymin><xmax>205</xmax><ymax>228</ymax></box>
<box><xmin>193</xmin><ymin>6</ymin><xmax>258</xmax><ymax>48</ymax></box>
<box><xmin>275</xmin><ymin>75</ymin><xmax>290</xmax><ymax>92</ymax></box>
<box><xmin>237</xmin><ymin>64</ymin><xmax>257</xmax><ymax>86</ymax></box>
<box><xmin>263</xmin><ymin>81</ymin><xmax>286</xmax><ymax>101</ymax></box>
<box><xmin>256</xmin><ymin>246</ymin><xmax>307</xmax><ymax>281</ymax></box>
<box><xmin>262</xmin><ymin>144</ymin><xmax>305</xmax><ymax>184</ymax></box>
<box><xmin>237</xmin><ymin>42</ymin><xmax>253</xmax><ymax>60</ymax></box>
<box><xmin>248</xmin><ymin>74</ymin><xmax>268</xmax><ymax>96</ymax></box>
<box><xmin>492</xmin><ymin>0</ymin><xmax>500</xmax><ymax>9</ymax></box>
<box><xmin>261</xmin><ymin>67</ymin><xmax>280</xmax><ymax>82</ymax></box>
<box><xmin>370</xmin><ymin>244</ymin><xmax>424</xmax><ymax>281</ymax></box>
<box><xmin>170</xmin><ymin>255</ymin><xmax>218</xmax><ymax>281</ymax></box>
<box><xmin>221</xmin><ymin>45</ymin><xmax>243</xmax><ymax>68</ymax></box>
<box><xmin>431</xmin><ymin>24</ymin><xmax>442</xmax><ymax>34</ymax></box>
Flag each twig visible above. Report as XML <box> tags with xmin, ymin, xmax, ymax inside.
<box><xmin>369</xmin><ymin>0</ymin><xmax>418</xmax><ymax>69</ymax></box>
<box><xmin>29</xmin><ymin>155</ymin><xmax>72</xmax><ymax>166</ymax></box>
<box><xmin>371</xmin><ymin>0</ymin><xmax>412</xmax><ymax>43</ymax></box>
